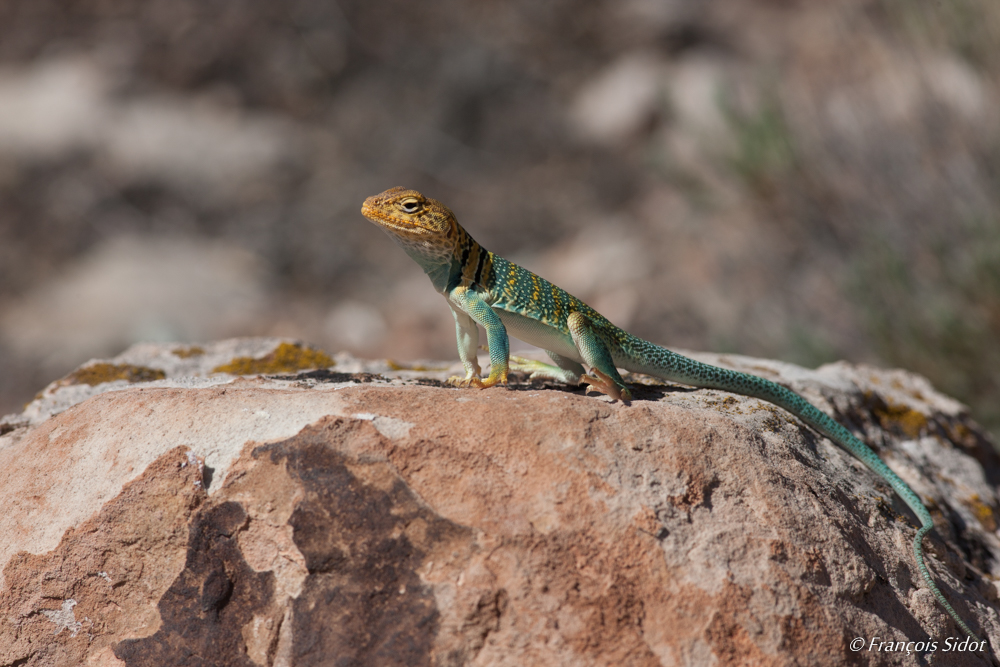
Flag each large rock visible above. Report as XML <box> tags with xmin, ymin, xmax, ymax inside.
<box><xmin>1</xmin><ymin>338</ymin><xmax>998</xmax><ymax>666</ymax></box>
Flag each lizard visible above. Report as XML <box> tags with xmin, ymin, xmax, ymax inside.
<box><xmin>361</xmin><ymin>185</ymin><xmax>981</xmax><ymax>642</ymax></box>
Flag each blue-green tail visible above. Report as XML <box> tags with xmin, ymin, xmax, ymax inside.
<box><xmin>622</xmin><ymin>335</ymin><xmax>980</xmax><ymax>641</ymax></box>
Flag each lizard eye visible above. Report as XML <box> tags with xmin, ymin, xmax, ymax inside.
<box><xmin>400</xmin><ymin>198</ymin><xmax>422</xmax><ymax>213</ymax></box>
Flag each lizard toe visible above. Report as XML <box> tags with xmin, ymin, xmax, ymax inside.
<box><xmin>447</xmin><ymin>375</ymin><xmax>483</xmax><ymax>388</ymax></box>
<box><xmin>581</xmin><ymin>371</ymin><xmax>630</xmax><ymax>402</ymax></box>
<box><xmin>477</xmin><ymin>370</ymin><xmax>508</xmax><ymax>388</ymax></box>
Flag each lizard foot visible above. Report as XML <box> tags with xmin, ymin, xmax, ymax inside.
<box><xmin>447</xmin><ymin>375</ymin><xmax>480</xmax><ymax>388</ymax></box>
<box><xmin>446</xmin><ymin>370</ymin><xmax>508</xmax><ymax>389</ymax></box>
<box><xmin>581</xmin><ymin>370</ymin><xmax>632</xmax><ymax>402</ymax></box>
<box><xmin>477</xmin><ymin>368</ymin><xmax>508</xmax><ymax>388</ymax></box>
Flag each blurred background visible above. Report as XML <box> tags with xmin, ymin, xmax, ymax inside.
<box><xmin>0</xmin><ymin>0</ymin><xmax>998</xmax><ymax>438</ymax></box>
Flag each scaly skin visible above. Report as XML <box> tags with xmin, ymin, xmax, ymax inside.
<box><xmin>361</xmin><ymin>186</ymin><xmax>981</xmax><ymax>642</ymax></box>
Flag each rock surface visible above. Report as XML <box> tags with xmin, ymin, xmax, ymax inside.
<box><xmin>1</xmin><ymin>338</ymin><xmax>999</xmax><ymax>666</ymax></box>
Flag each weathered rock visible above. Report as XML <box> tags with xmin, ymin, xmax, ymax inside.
<box><xmin>1</xmin><ymin>338</ymin><xmax>999</xmax><ymax>666</ymax></box>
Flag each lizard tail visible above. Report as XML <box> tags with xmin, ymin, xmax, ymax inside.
<box><xmin>621</xmin><ymin>336</ymin><xmax>981</xmax><ymax>641</ymax></box>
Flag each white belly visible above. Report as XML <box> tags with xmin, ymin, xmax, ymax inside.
<box><xmin>496</xmin><ymin>310</ymin><xmax>581</xmax><ymax>362</ymax></box>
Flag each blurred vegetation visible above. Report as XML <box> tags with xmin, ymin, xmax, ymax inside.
<box><xmin>716</xmin><ymin>1</ymin><xmax>1000</xmax><ymax>438</ymax></box>
<box><xmin>878</xmin><ymin>0</ymin><xmax>1000</xmax><ymax>70</ymax></box>
<box><xmin>851</xmin><ymin>216</ymin><xmax>1000</xmax><ymax>435</ymax></box>
<box><xmin>727</xmin><ymin>99</ymin><xmax>796</xmax><ymax>201</ymax></box>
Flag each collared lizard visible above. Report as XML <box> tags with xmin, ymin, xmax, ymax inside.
<box><xmin>361</xmin><ymin>185</ymin><xmax>980</xmax><ymax>642</ymax></box>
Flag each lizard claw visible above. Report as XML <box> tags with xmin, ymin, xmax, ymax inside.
<box><xmin>447</xmin><ymin>375</ymin><xmax>479</xmax><ymax>388</ymax></box>
<box><xmin>581</xmin><ymin>370</ymin><xmax>631</xmax><ymax>402</ymax></box>
<box><xmin>447</xmin><ymin>371</ymin><xmax>507</xmax><ymax>389</ymax></box>
<box><xmin>477</xmin><ymin>369</ymin><xmax>508</xmax><ymax>388</ymax></box>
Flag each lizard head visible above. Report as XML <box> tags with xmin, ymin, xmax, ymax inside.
<box><xmin>361</xmin><ymin>187</ymin><xmax>461</xmax><ymax>269</ymax></box>
<box><xmin>361</xmin><ymin>187</ymin><xmax>457</xmax><ymax>240</ymax></box>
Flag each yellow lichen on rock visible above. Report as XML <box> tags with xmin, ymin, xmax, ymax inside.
<box><xmin>866</xmin><ymin>391</ymin><xmax>929</xmax><ymax>439</ymax></box>
<box><xmin>386</xmin><ymin>359</ymin><xmax>448</xmax><ymax>372</ymax></box>
<box><xmin>67</xmin><ymin>363</ymin><xmax>167</xmax><ymax>387</ymax></box>
<box><xmin>172</xmin><ymin>345</ymin><xmax>206</xmax><ymax>358</ymax></box>
<box><xmin>212</xmin><ymin>342</ymin><xmax>334</xmax><ymax>375</ymax></box>
<box><xmin>966</xmin><ymin>494</ymin><xmax>998</xmax><ymax>532</ymax></box>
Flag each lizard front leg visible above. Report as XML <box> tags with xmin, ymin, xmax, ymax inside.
<box><xmin>448</xmin><ymin>286</ymin><xmax>509</xmax><ymax>388</ymax></box>
<box><xmin>449</xmin><ymin>305</ymin><xmax>482</xmax><ymax>383</ymax></box>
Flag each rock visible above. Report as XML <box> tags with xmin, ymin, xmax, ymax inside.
<box><xmin>1</xmin><ymin>338</ymin><xmax>998</xmax><ymax>666</ymax></box>
<box><xmin>0</xmin><ymin>237</ymin><xmax>272</xmax><ymax>374</ymax></box>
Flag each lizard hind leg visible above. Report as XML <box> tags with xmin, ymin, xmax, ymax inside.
<box><xmin>567</xmin><ymin>312</ymin><xmax>632</xmax><ymax>402</ymax></box>
<box><xmin>508</xmin><ymin>351</ymin><xmax>584</xmax><ymax>384</ymax></box>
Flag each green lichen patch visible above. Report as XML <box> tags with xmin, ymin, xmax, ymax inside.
<box><xmin>172</xmin><ymin>345</ymin><xmax>206</xmax><ymax>358</ymax></box>
<box><xmin>212</xmin><ymin>342</ymin><xmax>334</xmax><ymax>375</ymax></box>
<box><xmin>68</xmin><ymin>363</ymin><xmax>167</xmax><ymax>387</ymax></box>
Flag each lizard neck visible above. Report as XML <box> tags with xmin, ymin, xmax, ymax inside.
<box><xmin>444</xmin><ymin>225</ymin><xmax>494</xmax><ymax>294</ymax></box>
<box><xmin>388</xmin><ymin>221</ymin><xmax>493</xmax><ymax>294</ymax></box>
<box><xmin>383</xmin><ymin>233</ymin><xmax>455</xmax><ymax>292</ymax></box>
